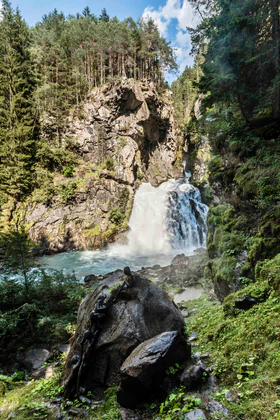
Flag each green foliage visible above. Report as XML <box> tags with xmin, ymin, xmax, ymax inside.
<box><xmin>118</xmin><ymin>187</ymin><xmax>130</xmax><ymax>213</ymax></box>
<box><xmin>57</xmin><ymin>180</ymin><xmax>77</xmax><ymax>203</ymax></box>
<box><xmin>137</xmin><ymin>170</ymin><xmax>144</xmax><ymax>180</ymax></box>
<box><xmin>257</xmin><ymin>254</ymin><xmax>280</xmax><ymax>293</ymax></box>
<box><xmin>0</xmin><ymin>1</ymin><xmax>37</xmax><ymax>200</ymax></box>
<box><xmin>0</xmin><ymin>269</ymin><xmax>86</xmax><ymax>363</ymax></box>
<box><xmin>189</xmin><ymin>0</ymin><xmax>280</xmax><ymax>120</ymax></box>
<box><xmin>0</xmin><ymin>229</ymin><xmax>86</xmax><ymax>361</ymax></box>
<box><xmin>109</xmin><ymin>207</ymin><xmax>125</xmax><ymax>225</ymax></box>
<box><xmin>0</xmin><ymin>371</ymin><xmax>25</xmax><ymax>395</ymax></box>
<box><xmin>159</xmin><ymin>387</ymin><xmax>202</xmax><ymax>419</ymax></box>
<box><xmin>171</xmin><ymin>66</ymin><xmax>198</xmax><ymax>128</ymax></box>
<box><xmin>104</xmin><ymin>157</ymin><xmax>114</xmax><ymax>171</ymax></box>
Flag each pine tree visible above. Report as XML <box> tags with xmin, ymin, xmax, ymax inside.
<box><xmin>0</xmin><ymin>1</ymin><xmax>37</xmax><ymax>199</ymax></box>
<box><xmin>99</xmin><ymin>8</ymin><xmax>110</xmax><ymax>22</ymax></box>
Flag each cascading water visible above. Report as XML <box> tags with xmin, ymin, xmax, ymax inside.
<box><xmin>39</xmin><ymin>176</ymin><xmax>208</xmax><ymax>277</ymax></box>
<box><xmin>114</xmin><ymin>176</ymin><xmax>208</xmax><ymax>256</ymax></box>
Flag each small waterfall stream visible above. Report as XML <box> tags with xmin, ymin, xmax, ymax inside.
<box><xmin>40</xmin><ymin>176</ymin><xmax>208</xmax><ymax>278</ymax></box>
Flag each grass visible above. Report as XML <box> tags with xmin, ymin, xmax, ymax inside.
<box><xmin>183</xmin><ymin>284</ymin><xmax>280</xmax><ymax>420</ymax></box>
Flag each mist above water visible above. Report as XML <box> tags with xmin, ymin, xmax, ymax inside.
<box><xmin>40</xmin><ymin>177</ymin><xmax>208</xmax><ymax>279</ymax></box>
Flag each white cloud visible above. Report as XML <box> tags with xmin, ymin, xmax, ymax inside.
<box><xmin>142</xmin><ymin>0</ymin><xmax>198</xmax><ymax>81</ymax></box>
<box><xmin>142</xmin><ymin>0</ymin><xmax>197</xmax><ymax>36</ymax></box>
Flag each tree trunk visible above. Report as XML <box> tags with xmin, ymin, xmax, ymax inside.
<box><xmin>270</xmin><ymin>0</ymin><xmax>280</xmax><ymax>118</ymax></box>
<box><xmin>122</xmin><ymin>47</ymin><xmax>126</xmax><ymax>77</ymax></box>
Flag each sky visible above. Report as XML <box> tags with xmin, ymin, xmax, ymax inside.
<box><xmin>1</xmin><ymin>0</ymin><xmax>198</xmax><ymax>83</ymax></box>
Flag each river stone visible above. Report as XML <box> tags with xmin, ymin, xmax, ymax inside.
<box><xmin>184</xmin><ymin>409</ymin><xmax>207</xmax><ymax>420</ymax></box>
<box><xmin>63</xmin><ymin>273</ymin><xmax>186</xmax><ymax>397</ymax></box>
<box><xmin>117</xmin><ymin>331</ymin><xmax>191</xmax><ymax>408</ymax></box>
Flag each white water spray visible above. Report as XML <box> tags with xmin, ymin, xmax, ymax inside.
<box><xmin>112</xmin><ymin>176</ymin><xmax>208</xmax><ymax>257</ymax></box>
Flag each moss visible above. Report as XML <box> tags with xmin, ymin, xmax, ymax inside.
<box><xmin>186</xmin><ymin>285</ymin><xmax>280</xmax><ymax>420</ymax></box>
<box><xmin>257</xmin><ymin>254</ymin><xmax>280</xmax><ymax>293</ymax></box>
<box><xmin>117</xmin><ymin>136</ymin><xmax>128</xmax><ymax>147</ymax></box>
<box><xmin>102</xmin><ymin>224</ymin><xmax>118</xmax><ymax>241</ymax></box>
<box><xmin>247</xmin><ymin>236</ymin><xmax>279</xmax><ymax>266</ymax></box>
<box><xmin>84</xmin><ymin>225</ymin><xmax>101</xmax><ymax>238</ymax></box>
<box><xmin>108</xmin><ymin>208</ymin><xmax>125</xmax><ymax>225</ymax></box>
<box><xmin>208</xmin><ymin>155</ymin><xmax>223</xmax><ymax>181</ymax></box>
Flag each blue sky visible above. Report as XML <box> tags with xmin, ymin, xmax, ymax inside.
<box><xmin>3</xmin><ymin>0</ymin><xmax>197</xmax><ymax>81</ymax></box>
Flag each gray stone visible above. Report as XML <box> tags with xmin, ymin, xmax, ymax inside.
<box><xmin>207</xmin><ymin>400</ymin><xmax>228</xmax><ymax>417</ymax></box>
<box><xmin>24</xmin><ymin>348</ymin><xmax>51</xmax><ymax>370</ymax></box>
<box><xmin>184</xmin><ymin>409</ymin><xmax>207</xmax><ymax>420</ymax></box>
<box><xmin>117</xmin><ymin>331</ymin><xmax>191</xmax><ymax>408</ymax></box>
<box><xmin>68</xmin><ymin>407</ymin><xmax>83</xmax><ymax>416</ymax></box>
<box><xmin>180</xmin><ymin>361</ymin><xmax>208</xmax><ymax>391</ymax></box>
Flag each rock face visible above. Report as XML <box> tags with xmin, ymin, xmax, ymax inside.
<box><xmin>63</xmin><ymin>271</ymin><xmax>186</xmax><ymax>399</ymax></box>
<box><xmin>20</xmin><ymin>78</ymin><xmax>182</xmax><ymax>253</ymax></box>
<box><xmin>138</xmin><ymin>250</ymin><xmax>208</xmax><ymax>290</ymax></box>
<box><xmin>117</xmin><ymin>331</ymin><xmax>191</xmax><ymax>408</ymax></box>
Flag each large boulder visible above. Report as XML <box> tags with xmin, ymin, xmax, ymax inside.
<box><xmin>117</xmin><ymin>331</ymin><xmax>191</xmax><ymax>408</ymax></box>
<box><xmin>63</xmin><ymin>271</ymin><xmax>186</xmax><ymax>399</ymax></box>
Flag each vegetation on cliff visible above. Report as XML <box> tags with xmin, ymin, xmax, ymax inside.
<box><xmin>169</xmin><ymin>0</ymin><xmax>280</xmax><ymax>418</ymax></box>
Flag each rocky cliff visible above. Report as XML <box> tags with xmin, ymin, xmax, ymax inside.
<box><xmin>15</xmin><ymin>79</ymin><xmax>183</xmax><ymax>253</ymax></box>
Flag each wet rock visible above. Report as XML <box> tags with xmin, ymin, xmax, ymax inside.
<box><xmin>84</xmin><ymin>274</ymin><xmax>98</xmax><ymax>284</ymax></box>
<box><xmin>119</xmin><ymin>408</ymin><xmax>142</xmax><ymax>420</ymax></box>
<box><xmin>235</xmin><ymin>295</ymin><xmax>259</xmax><ymax>310</ymax></box>
<box><xmin>139</xmin><ymin>251</ymin><xmax>208</xmax><ymax>291</ymax></box>
<box><xmin>184</xmin><ymin>409</ymin><xmax>207</xmax><ymax>420</ymax></box>
<box><xmin>181</xmin><ymin>309</ymin><xmax>189</xmax><ymax>317</ymax></box>
<box><xmin>23</xmin><ymin>348</ymin><xmax>51</xmax><ymax>371</ymax></box>
<box><xmin>171</xmin><ymin>254</ymin><xmax>186</xmax><ymax>264</ymax></box>
<box><xmin>117</xmin><ymin>331</ymin><xmax>191</xmax><ymax>408</ymax></box>
<box><xmin>180</xmin><ymin>361</ymin><xmax>208</xmax><ymax>391</ymax></box>
<box><xmin>63</xmin><ymin>273</ymin><xmax>186</xmax><ymax>399</ymax></box>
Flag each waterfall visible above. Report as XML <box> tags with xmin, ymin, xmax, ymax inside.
<box><xmin>40</xmin><ymin>176</ymin><xmax>209</xmax><ymax>277</ymax></box>
<box><xmin>116</xmin><ymin>176</ymin><xmax>208</xmax><ymax>256</ymax></box>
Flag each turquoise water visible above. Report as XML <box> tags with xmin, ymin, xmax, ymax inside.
<box><xmin>38</xmin><ymin>249</ymin><xmax>180</xmax><ymax>280</ymax></box>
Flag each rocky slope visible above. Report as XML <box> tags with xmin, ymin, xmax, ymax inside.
<box><xmin>14</xmin><ymin>79</ymin><xmax>183</xmax><ymax>253</ymax></box>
